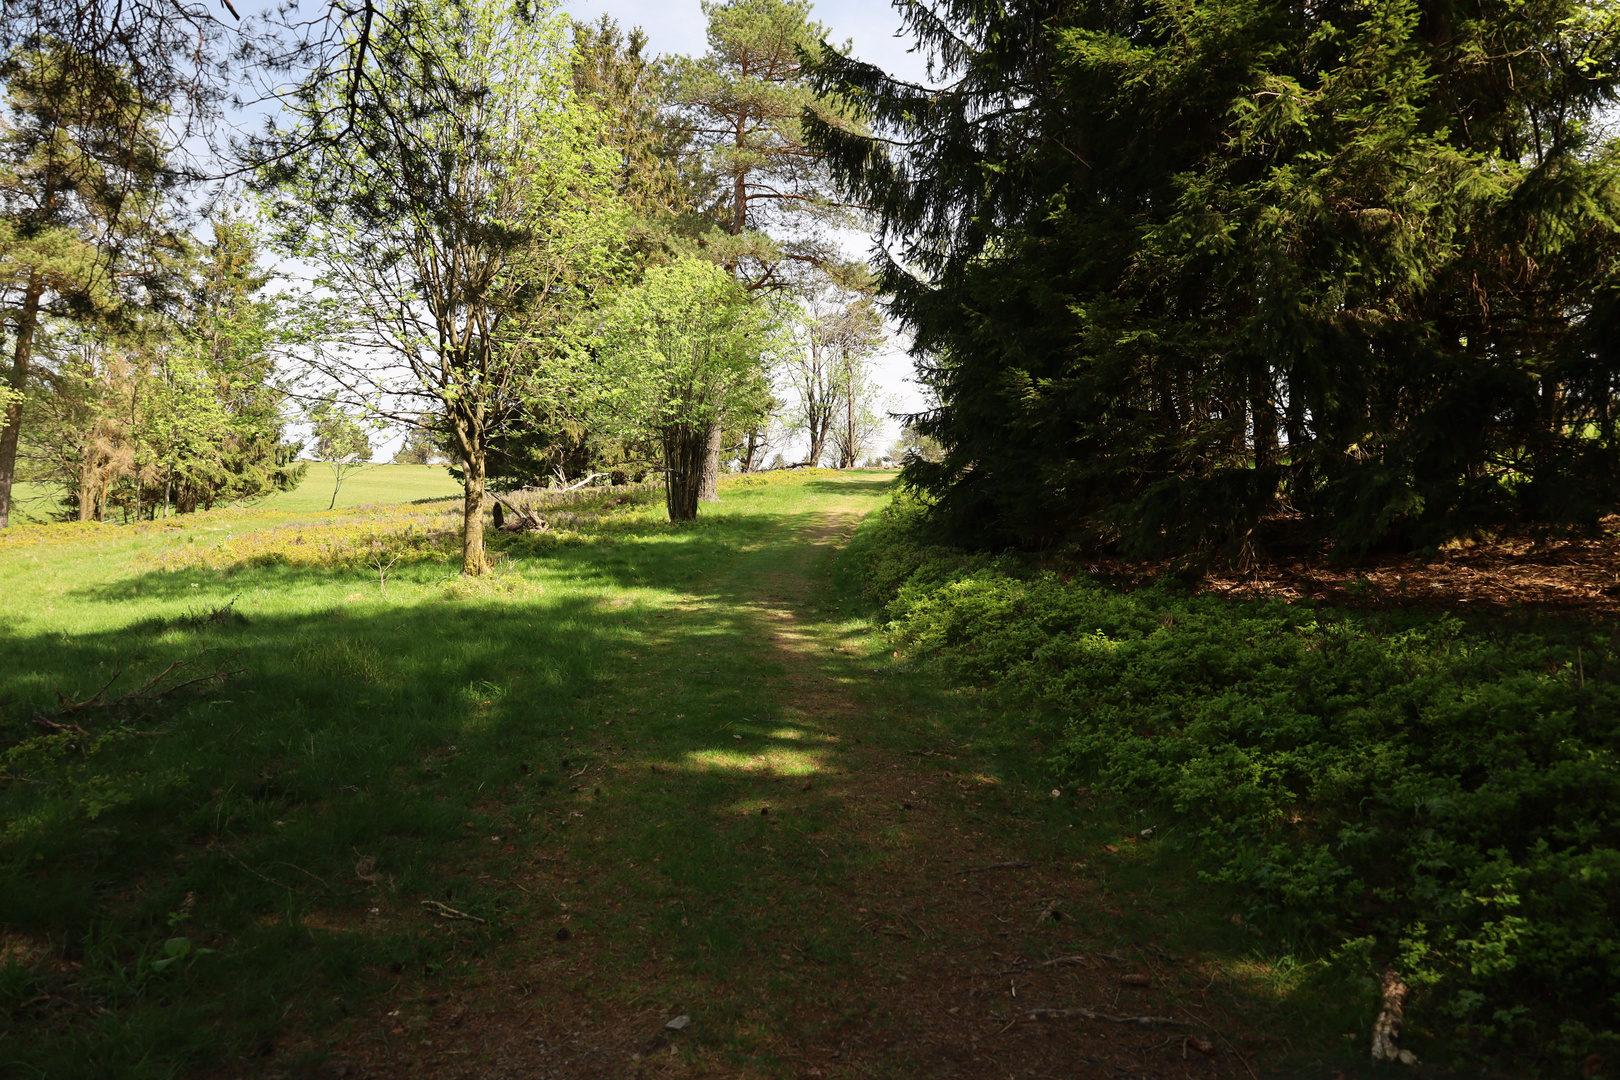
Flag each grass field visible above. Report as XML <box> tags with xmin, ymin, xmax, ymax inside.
<box><xmin>7</xmin><ymin>462</ymin><xmax>463</xmax><ymax>524</ymax></box>
<box><xmin>264</xmin><ymin>462</ymin><xmax>464</xmax><ymax>512</ymax></box>
<box><xmin>1</xmin><ymin>470</ymin><xmax>1391</xmax><ymax>1080</ymax></box>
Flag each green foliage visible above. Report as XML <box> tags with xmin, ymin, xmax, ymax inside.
<box><xmin>592</xmin><ymin>257</ymin><xmax>784</xmax><ymax>519</ymax></box>
<box><xmin>673</xmin><ymin>0</ymin><xmax>862</xmax><ymax>286</ymax></box>
<box><xmin>807</xmin><ymin>0</ymin><xmax>1620</xmax><ymax>556</ymax></box>
<box><xmin>310</xmin><ymin>403</ymin><xmax>371</xmax><ymax>464</ymax></box>
<box><xmin>18</xmin><ymin>217</ymin><xmax>303</xmax><ymax>520</ymax></box>
<box><xmin>391</xmin><ymin>427</ymin><xmax>445</xmax><ymax>466</ymax></box>
<box><xmin>260</xmin><ymin>0</ymin><xmax>626</xmax><ymax>574</ymax></box>
<box><xmin>571</xmin><ymin>16</ymin><xmax>692</xmax><ymax>229</ymax></box>
<box><xmin>862</xmin><ymin>496</ymin><xmax>1620</xmax><ymax>1063</ymax></box>
<box><xmin>0</xmin><ymin>41</ymin><xmax>180</xmax><ymax>528</ymax></box>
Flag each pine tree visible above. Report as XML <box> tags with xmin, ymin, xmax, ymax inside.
<box><xmin>0</xmin><ymin>44</ymin><xmax>176</xmax><ymax>527</ymax></box>
<box><xmin>674</xmin><ymin>0</ymin><xmax>865</xmax><ymax>498</ymax></box>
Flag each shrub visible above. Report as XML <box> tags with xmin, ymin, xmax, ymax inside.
<box><xmin>863</xmin><ymin>498</ymin><xmax>1620</xmax><ymax>1064</ymax></box>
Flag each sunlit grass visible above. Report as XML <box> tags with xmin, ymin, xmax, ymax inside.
<box><xmin>0</xmin><ymin>468</ymin><xmax>896</xmax><ymax>1078</ymax></box>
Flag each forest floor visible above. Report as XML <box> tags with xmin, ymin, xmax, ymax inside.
<box><xmin>1081</xmin><ymin>519</ymin><xmax>1620</xmax><ymax>620</ymax></box>
<box><xmin>2</xmin><ymin>471</ymin><xmax>1401</xmax><ymax>1079</ymax></box>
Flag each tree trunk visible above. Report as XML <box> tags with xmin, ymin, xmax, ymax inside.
<box><xmin>78</xmin><ymin>451</ymin><xmax>96</xmax><ymax>521</ymax></box>
<box><xmin>844</xmin><ymin>364</ymin><xmax>856</xmax><ymax>468</ymax></box>
<box><xmin>807</xmin><ymin>418</ymin><xmax>827</xmax><ymax>469</ymax></box>
<box><xmin>664</xmin><ymin>424</ymin><xmax>706</xmax><ymax>521</ymax></box>
<box><xmin>0</xmin><ymin>272</ymin><xmax>44</xmax><ymax>529</ymax></box>
<box><xmin>699</xmin><ymin>420</ymin><xmax>722</xmax><ymax>502</ymax></box>
<box><xmin>461</xmin><ymin>451</ymin><xmax>489</xmax><ymax>576</ymax></box>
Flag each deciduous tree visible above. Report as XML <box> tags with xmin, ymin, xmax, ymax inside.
<box><xmin>592</xmin><ymin>257</ymin><xmax>781</xmax><ymax>520</ymax></box>
<box><xmin>310</xmin><ymin>399</ymin><xmax>371</xmax><ymax>509</ymax></box>
<box><xmin>260</xmin><ymin>0</ymin><xmax>623</xmax><ymax>574</ymax></box>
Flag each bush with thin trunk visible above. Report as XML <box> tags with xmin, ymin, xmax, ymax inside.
<box><xmin>590</xmin><ymin>259</ymin><xmax>781</xmax><ymax>521</ymax></box>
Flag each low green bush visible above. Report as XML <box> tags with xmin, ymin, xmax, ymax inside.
<box><xmin>863</xmin><ymin>496</ymin><xmax>1619</xmax><ymax>1066</ymax></box>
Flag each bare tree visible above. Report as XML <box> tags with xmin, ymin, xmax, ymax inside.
<box><xmin>783</xmin><ymin>281</ymin><xmax>883</xmax><ymax>467</ymax></box>
<box><xmin>823</xmin><ymin>295</ymin><xmax>885</xmax><ymax>468</ymax></box>
<box><xmin>784</xmin><ymin>308</ymin><xmax>838</xmax><ymax>466</ymax></box>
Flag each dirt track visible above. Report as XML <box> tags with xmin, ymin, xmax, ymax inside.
<box><xmin>315</xmin><ymin>498</ymin><xmax>1261</xmax><ymax>1080</ymax></box>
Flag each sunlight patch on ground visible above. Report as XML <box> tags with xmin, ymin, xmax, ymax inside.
<box><xmin>765</xmin><ymin>727</ymin><xmax>835</xmax><ymax>743</ymax></box>
<box><xmin>677</xmin><ymin>746</ymin><xmax>825</xmax><ymax>776</ymax></box>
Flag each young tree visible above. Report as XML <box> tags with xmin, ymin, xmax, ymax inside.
<box><xmin>784</xmin><ymin>327</ymin><xmax>833</xmax><ymax>467</ymax></box>
<box><xmin>24</xmin><ymin>329</ymin><xmax>137</xmax><ymax>521</ymax></box>
<box><xmin>157</xmin><ymin>218</ymin><xmax>303</xmax><ymax>514</ymax></box>
<box><xmin>310</xmin><ymin>400</ymin><xmax>371</xmax><ymax>509</ymax></box>
<box><xmin>593</xmin><ymin>257</ymin><xmax>780</xmax><ymax>520</ymax></box>
<box><xmin>392</xmin><ymin>427</ymin><xmax>445</xmax><ymax>465</ymax></box>
<box><xmin>783</xmin><ymin>281</ymin><xmax>884</xmax><ymax>466</ymax></box>
<box><xmin>260</xmin><ymin>0</ymin><xmax>623</xmax><ymax>574</ymax></box>
<box><xmin>821</xmin><ymin>293</ymin><xmax>884</xmax><ymax>468</ymax></box>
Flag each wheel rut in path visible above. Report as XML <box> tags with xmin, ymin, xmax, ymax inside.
<box><xmin>321</xmin><ymin>498</ymin><xmax>1257</xmax><ymax>1080</ymax></box>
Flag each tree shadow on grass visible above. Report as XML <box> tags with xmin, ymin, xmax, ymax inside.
<box><xmin>0</xmin><ymin>478</ymin><xmax>1384</xmax><ymax>1080</ymax></box>
<box><xmin>797</xmin><ymin>477</ymin><xmax>897</xmax><ymax>496</ymax></box>
<box><xmin>0</xmin><ymin>512</ymin><xmax>871</xmax><ymax>1077</ymax></box>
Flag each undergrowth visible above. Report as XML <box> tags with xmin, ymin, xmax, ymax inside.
<box><xmin>861</xmin><ymin>494</ymin><xmax>1620</xmax><ymax>1074</ymax></box>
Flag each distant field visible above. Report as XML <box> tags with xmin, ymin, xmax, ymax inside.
<box><xmin>262</xmin><ymin>461</ymin><xmax>462</xmax><ymax>511</ymax></box>
<box><xmin>5</xmin><ymin>481</ymin><xmax>62</xmax><ymax>525</ymax></box>
<box><xmin>8</xmin><ymin>462</ymin><xmax>462</xmax><ymax>523</ymax></box>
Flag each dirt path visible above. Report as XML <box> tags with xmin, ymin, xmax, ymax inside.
<box><xmin>324</xmin><ymin>496</ymin><xmax>1258</xmax><ymax>1080</ymax></box>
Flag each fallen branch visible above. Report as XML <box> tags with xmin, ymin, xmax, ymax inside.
<box><xmin>212</xmin><ymin>844</ymin><xmax>293</xmax><ymax>892</ymax></box>
<box><xmin>420</xmin><ymin>899</ymin><xmax>487</xmax><ymax>925</ymax></box>
<box><xmin>552</xmin><ymin>469</ymin><xmax>608</xmax><ymax>492</ymax></box>
<box><xmin>999</xmin><ymin>951</ymin><xmax>1125</xmax><ymax>975</ymax></box>
<box><xmin>36</xmin><ymin>654</ymin><xmax>242</xmax><ymax>732</ymax></box>
<box><xmin>271</xmin><ymin>861</ymin><xmax>333</xmax><ymax>892</ymax></box>
<box><xmin>961</xmin><ymin>860</ymin><xmax>1030</xmax><ymax>874</ymax></box>
<box><xmin>1023</xmin><ymin>1008</ymin><xmax>1189</xmax><ymax>1028</ymax></box>
<box><xmin>489</xmin><ymin>492</ymin><xmax>548</xmax><ymax>533</ymax></box>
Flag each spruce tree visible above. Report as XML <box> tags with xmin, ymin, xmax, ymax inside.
<box><xmin>806</xmin><ymin>0</ymin><xmax>1620</xmax><ymax>557</ymax></box>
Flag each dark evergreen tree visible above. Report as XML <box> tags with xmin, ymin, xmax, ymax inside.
<box><xmin>806</xmin><ymin>0</ymin><xmax>1620</xmax><ymax>558</ymax></box>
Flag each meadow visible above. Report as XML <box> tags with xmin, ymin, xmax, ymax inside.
<box><xmin>7</xmin><ymin>463</ymin><xmax>464</xmax><ymax>526</ymax></box>
<box><xmin>0</xmin><ymin>468</ymin><xmax>1515</xmax><ymax>1080</ymax></box>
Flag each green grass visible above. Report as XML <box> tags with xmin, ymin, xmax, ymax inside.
<box><xmin>262</xmin><ymin>462</ymin><xmax>464</xmax><ymax>512</ymax></box>
<box><xmin>5</xmin><ymin>480</ymin><xmax>66</xmax><ymax>525</ymax></box>
<box><xmin>7</xmin><ymin>462</ymin><xmax>463</xmax><ymax>525</ymax></box>
<box><xmin>0</xmin><ymin>468</ymin><xmax>1451</xmax><ymax>1079</ymax></box>
<box><xmin>0</xmin><ymin>471</ymin><xmax>901</xmax><ymax>1076</ymax></box>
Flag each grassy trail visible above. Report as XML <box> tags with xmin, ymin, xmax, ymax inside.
<box><xmin>1</xmin><ymin>473</ymin><xmax>1271</xmax><ymax>1079</ymax></box>
<box><xmin>318</xmin><ymin>482</ymin><xmax>1256</xmax><ymax>1079</ymax></box>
